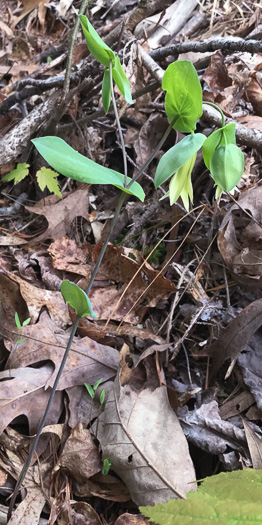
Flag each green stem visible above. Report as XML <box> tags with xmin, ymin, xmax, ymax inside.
<box><xmin>109</xmin><ymin>60</ymin><xmax>128</xmax><ymax>187</ymax></box>
<box><xmin>7</xmin><ymin>316</ymin><xmax>81</xmax><ymax>521</ymax></box>
<box><xmin>63</xmin><ymin>0</ymin><xmax>90</xmax><ymax>96</ymax></box>
<box><xmin>203</xmin><ymin>101</ymin><xmax>225</xmax><ymax>128</ymax></box>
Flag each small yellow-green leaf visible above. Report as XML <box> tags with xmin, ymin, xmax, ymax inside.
<box><xmin>36</xmin><ymin>167</ymin><xmax>62</xmax><ymax>198</ymax></box>
<box><xmin>2</xmin><ymin>163</ymin><xmax>29</xmax><ymax>184</ymax></box>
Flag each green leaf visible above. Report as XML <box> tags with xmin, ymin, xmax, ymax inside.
<box><xmin>60</xmin><ymin>280</ymin><xmax>97</xmax><ymax>318</ymax></box>
<box><xmin>36</xmin><ymin>167</ymin><xmax>62</xmax><ymax>198</ymax></box>
<box><xmin>202</xmin><ymin>122</ymin><xmax>236</xmax><ymax>170</ymax></box>
<box><xmin>102</xmin><ymin>68</ymin><xmax>111</xmax><ymax>114</ymax></box>
<box><xmin>162</xmin><ymin>61</ymin><xmax>202</xmax><ymax>133</ymax></box>
<box><xmin>169</xmin><ymin>153</ymin><xmax>196</xmax><ymax>211</ymax></box>
<box><xmin>102</xmin><ymin>457</ymin><xmax>111</xmax><ymax>475</ymax></box>
<box><xmin>112</xmin><ymin>54</ymin><xmax>133</xmax><ymax>105</ymax></box>
<box><xmin>16</xmin><ymin>338</ymin><xmax>26</xmax><ymax>344</ymax></box>
<box><xmin>15</xmin><ymin>312</ymin><xmax>22</xmax><ymax>331</ymax></box>
<box><xmin>22</xmin><ymin>317</ymin><xmax>31</xmax><ymax>327</ymax></box>
<box><xmin>100</xmin><ymin>388</ymin><xmax>105</xmax><ymax>405</ymax></box>
<box><xmin>210</xmin><ymin>144</ymin><xmax>244</xmax><ymax>191</ymax></box>
<box><xmin>140</xmin><ymin>469</ymin><xmax>262</xmax><ymax>525</ymax></box>
<box><xmin>155</xmin><ymin>133</ymin><xmax>206</xmax><ymax>188</ymax></box>
<box><xmin>79</xmin><ymin>15</ymin><xmax>115</xmax><ymax>67</ymax></box>
<box><xmin>2</xmin><ymin>163</ymin><xmax>29</xmax><ymax>184</ymax></box>
<box><xmin>32</xmin><ymin>137</ymin><xmax>145</xmax><ymax>202</ymax></box>
<box><xmin>93</xmin><ymin>378</ymin><xmax>103</xmax><ymax>392</ymax></box>
<box><xmin>84</xmin><ymin>383</ymin><xmax>95</xmax><ymax>399</ymax></box>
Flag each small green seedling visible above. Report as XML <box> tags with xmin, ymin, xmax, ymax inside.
<box><xmin>84</xmin><ymin>378</ymin><xmax>105</xmax><ymax>406</ymax></box>
<box><xmin>15</xmin><ymin>312</ymin><xmax>31</xmax><ymax>344</ymax></box>
<box><xmin>101</xmin><ymin>457</ymin><xmax>111</xmax><ymax>476</ymax></box>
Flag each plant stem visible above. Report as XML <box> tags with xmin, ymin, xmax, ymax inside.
<box><xmin>203</xmin><ymin>101</ymin><xmax>225</xmax><ymax>128</ymax></box>
<box><xmin>8</xmin><ymin>109</ymin><xmax>177</xmax><ymax>519</ymax></box>
<box><xmin>109</xmin><ymin>60</ymin><xmax>128</xmax><ymax>187</ymax></box>
<box><xmin>63</xmin><ymin>0</ymin><xmax>90</xmax><ymax>96</ymax></box>
<box><xmin>7</xmin><ymin>316</ymin><xmax>80</xmax><ymax>521</ymax></box>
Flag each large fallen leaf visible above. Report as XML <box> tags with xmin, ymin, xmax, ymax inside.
<box><xmin>207</xmin><ymin>299</ymin><xmax>262</xmax><ymax>379</ymax></box>
<box><xmin>97</xmin><ymin>377</ymin><xmax>197</xmax><ymax>506</ymax></box>
<box><xmin>238</xmin><ymin>332</ymin><xmax>262</xmax><ymax>411</ymax></box>
<box><xmin>7</xmin><ymin>311</ymin><xmax>119</xmax><ymax>390</ymax></box>
<box><xmin>177</xmin><ymin>400</ymin><xmax>247</xmax><ymax>457</ymax></box>
<box><xmin>218</xmin><ymin>186</ymin><xmax>262</xmax><ymax>287</ymax></box>
<box><xmin>0</xmin><ymin>365</ymin><xmax>63</xmax><ymax>436</ymax></box>
<box><xmin>26</xmin><ymin>187</ymin><xmax>90</xmax><ymax>242</ymax></box>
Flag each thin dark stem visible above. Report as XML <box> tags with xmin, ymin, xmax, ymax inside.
<box><xmin>63</xmin><ymin>0</ymin><xmax>90</xmax><ymax>96</ymax></box>
<box><xmin>109</xmin><ymin>60</ymin><xmax>128</xmax><ymax>187</ymax></box>
<box><xmin>127</xmin><ymin>114</ymin><xmax>179</xmax><ymax>188</ymax></box>
<box><xmin>7</xmin><ymin>316</ymin><xmax>80</xmax><ymax>521</ymax></box>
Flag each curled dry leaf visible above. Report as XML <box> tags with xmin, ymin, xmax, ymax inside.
<box><xmin>57</xmin><ymin>424</ymin><xmax>101</xmax><ymax>481</ymax></box>
<box><xmin>97</xmin><ymin>376</ymin><xmax>197</xmax><ymax>506</ymax></box>
<box><xmin>218</xmin><ymin>186</ymin><xmax>262</xmax><ymax>288</ymax></box>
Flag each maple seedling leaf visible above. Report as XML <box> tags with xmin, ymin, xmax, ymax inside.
<box><xmin>2</xmin><ymin>163</ymin><xmax>30</xmax><ymax>184</ymax></box>
<box><xmin>36</xmin><ymin>167</ymin><xmax>62</xmax><ymax>198</ymax></box>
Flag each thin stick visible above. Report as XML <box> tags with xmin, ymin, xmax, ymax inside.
<box><xmin>63</xmin><ymin>0</ymin><xmax>90</xmax><ymax>96</ymax></box>
<box><xmin>109</xmin><ymin>60</ymin><xmax>128</xmax><ymax>186</ymax></box>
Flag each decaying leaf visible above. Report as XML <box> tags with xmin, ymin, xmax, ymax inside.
<box><xmin>7</xmin><ymin>311</ymin><xmax>119</xmax><ymax>390</ymax></box>
<box><xmin>97</xmin><ymin>376</ymin><xmax>197</xmax><ymax>506</ymax></box>
<box><xmin>207</xmin><ymin>298</ymin><xmax>262</xmax><ymax>379</ymax></box>
<box><xmin>57</xmin><ymin>424</ymin><xmax>101</xmax><ymax>480</ymax></box>
<box><xmin>243</xmin><ymin>419</ymin><xmax>262</xmax><ymax>469</ymax></box>
<box><xmin>218</xmin><ymin>186</ymin><xmax>262</xmax><ymax>287</ymax></box>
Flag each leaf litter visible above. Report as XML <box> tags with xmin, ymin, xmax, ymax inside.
<box><xmin>1</xmin><ymin>0</ymin><xmax>262</xmax><ymax>523</ymax></box>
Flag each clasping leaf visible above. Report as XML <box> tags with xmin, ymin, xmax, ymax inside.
<box><xmin>61</xmin><ymin>280</ymin><xmax>97</xmax><ymax>318</ymax></box>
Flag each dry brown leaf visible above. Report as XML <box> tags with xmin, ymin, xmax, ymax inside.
<box><xmin>2</xmin><ymin>270</ymin><xmax>69</xmax><ymax>327</ymax></box>
<box><xmin>7</xmin><ymin>311</ymin><xmax>119</xmax><ymax>390</ymax></box>
<box><xmin>26</xmin><ymin>188</ymin><xmax>90</xmax><ymax>242</ymax></box>
<box><xmin>0</xmin><ymin>366</ymin><xmax>63</xmax><ymax>437</ymax></box>
<box><xmin>207</xmin><ymin>299</ymin><xmax>262</xmax><ymax>380</ymax></box>
<box><xmin>203</xmin><ymin>50</ymin><xmax>231</xmax><ymax>99</ymax></box>
<box><xmin>243</xmin><ymin>420</ymin><xmax>262</xmax><ymax>469</ymax></box>
<box><xmin>115</xmin><ymin>513</ymin><xmax>150</xmax><ymax>525</ymax></box>
<box><xmin>57</xmin><ymin>424</ymin><xmax>101</xmax><ymax>481</ymax></box>
<box><xmin>218</xmin><ymin>186</ymin><xmax>262</xmax><ymax>287</ymax></box>
<box><xmin>97</xmin><ymin>376</ymin><xmax>197</xmax><ymax>506</ymax></box>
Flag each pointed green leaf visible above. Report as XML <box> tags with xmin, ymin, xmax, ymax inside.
<box><xmin>155</xmin><ymin>133</ymin><xmax>206</xmax><ymax>188</ymax></box>
<box><xmin>79</xmin><ymin>15</ymin><xmax>115</xmax><ymax>67</ymax></box>
<box><xmin>36</xmin><ymin>167</ymin><xmax>62</xmax><ymax>198</ymax></box>
<box><xmin>15</xmin><ymin>312</ymin><xmax>22</xmax><ymax>331</ymax></box>
<box><xmin>203</xmin><ymin>122</ymin><xmax>236</xmax><ymax>170</ymax></box>
<box><xmin>140</xmin><ymin>469</ymin><xmax>262</xmax><ymax>525</ymax></box>
<box><xmin>22</xmin><ymin>317</ymin><xmax>31</xmax><ymax>327</ymax></box>
<box><xmin>84</xmin><ymin>383</ymin><xmax>95</xmax><ymax>399</ymax></box>
<box><xmin>102</xmin><ymin>457</ymin><xmax>111</xmax><ymax>475</ymax></box>
<box><xmin>2</xmin><ymin>163</ymin><xmax>29</xmax><ymax>184</ymax></box>
<box><xmin>61</xmin><ymin>280</ymin><xmax>97</xmax><ymax>318</ymax></box>
<box><xmin>16</xmin><ymin>338</ymin><xmax>26</xmax><ymax>344</ymax></box>
<box><xmin>102</xmin><ymin>68</ymin><xmax>111</xmax><ymax>114</ymax></box>
<box><xmin>100</xmin><ymin>388</ymin><xmax>105</xmax><ymax>405</ymax></box>
<box><xmin>112</xmin><ymin>55</ymin><xmax>133</xmax><ymax>104</ymax></box>
<box><xmin>93</xmin><ymin>378</ymin><xmax>103</xmax><ymax>392</ymax></box>
<box><xmin>32</xmin><ymin>137</ymin><xmax>145</xmax><ymax>201</ymax></box>
<box><xmin>210</xmin><ymin>144</ymin><xmax>244</xmax><ymax>191</ymax></box>
<box><xmin>163</xmin><ymin>61</ymin><xmax>202</xmax><ymax>133</ymax></box>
